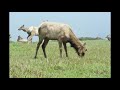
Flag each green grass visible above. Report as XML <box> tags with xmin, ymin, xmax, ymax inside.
<box><xmin>10</xmin><ymin>40</ymin><xmax>111</xmax><ymax>78</ymax></box>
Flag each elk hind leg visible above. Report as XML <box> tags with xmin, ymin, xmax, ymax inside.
<box><xmin>42</xmin><ymin>39</ymin><xmax>49</xmax><ymax>58</ymax></box>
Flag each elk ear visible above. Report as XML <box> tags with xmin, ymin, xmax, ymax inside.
<box><xmin>83</xmin><ymin>42</ymin><xmax>86</xmax><ymax>46</ymax></box>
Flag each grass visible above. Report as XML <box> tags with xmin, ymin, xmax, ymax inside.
<box><xmin>9</xmin><ymin>40</ymin><xmax>111</xmax><ymax>78</ymax></box>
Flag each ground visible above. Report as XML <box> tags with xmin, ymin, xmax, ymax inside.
<box><xmin>10</xmin><ymin>40</ymin><xmax>111</xmax><ymax>78</ymax></box>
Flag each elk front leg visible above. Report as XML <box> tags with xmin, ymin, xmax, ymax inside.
<box><xmin>27</xmin><ymin>35</ymin><xmax>33</xmax><ymax>44</ymax></box>
<box><xmin>58</xmin><ymin>41</ymin><xmax>62</xmax><ymax>58</ymax></box>
<box><xmin>63</xmin><ymin>42</ymin><xmax>68</xmax><ymax>57</ymax></box>
<box><xmin>27</xmin><ymin>34</ymin><xmax>31</xmax><ymax>39</ymax></box>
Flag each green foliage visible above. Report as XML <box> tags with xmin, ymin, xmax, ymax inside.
<box><xmin>9</xmin><ymin>41</ymin><xmax>15</xmax><ymax>43</ymax></box>
<box><xmin>79</xmin><ymin>37</ymin><xmax>103</xmax><ymax>40</ymax></box>
<box><xmin>10</xmin><ymin>40</ymin><xmax>111</xmax><ymax>78</ymax></box>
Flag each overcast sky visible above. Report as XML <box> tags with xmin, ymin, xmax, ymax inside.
<box><xmin>10</xmin><ymin>12</ymin><xmax>111</xmax><ymax>41</ymax></box>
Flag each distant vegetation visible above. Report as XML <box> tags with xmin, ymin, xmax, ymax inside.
<box><xmin>79</xmin><ymin>37</ymin><xmax>103</xmax><ymax>40</ymax></box>
<box><xmin>9</xmin><ymin>41</ymin><xmax>15</xmax><ymax>43</ymax></box>
<box><xmin>9</xmin><ymin>40</ymin><xmax>37</xmax><ymax>44</ymax></box>
<box><xmin>9</xmin><ymin>37</ymin><xmax>103</xmax><ymax>43</ymax></box>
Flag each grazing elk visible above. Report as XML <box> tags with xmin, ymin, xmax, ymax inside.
<box><xmin>34</xmin><ymin>22</ymin><xmax>87</xmax><ymax>58</ymax></box>
<box><xmin>17</xmin><ymin>35</ymin><xmax>28</xmax><ymax>43</ymax></box>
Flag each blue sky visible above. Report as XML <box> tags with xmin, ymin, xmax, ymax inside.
<box><xmin>10</xmin><ymin>12</ymin><xmax>111</xmax><ymax>42</ymax></box>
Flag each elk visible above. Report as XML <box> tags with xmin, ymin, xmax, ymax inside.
<box><xmin>34</xmin><ymin>22</ymin><xmax>87</xmax><ymax>58</ymax></box>
<box><xmin>17</xmin><ymin>35</ymin><xmax>28</xmax><ymax>43</ymax></box>
<box><xmin>18</xmin><ymin>25</ymin><xmax>39</xmax><ymax>43</ymax></box>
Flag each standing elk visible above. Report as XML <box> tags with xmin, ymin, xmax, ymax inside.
<box><xmin>34</xmin><ymin>22</ymin><xmax>87</xmax><ymax>58</ymax></box>
<box><xmin>18</xmin><ymin>25</ymin><xmax>39</xmax><ymax>43</ymax></box>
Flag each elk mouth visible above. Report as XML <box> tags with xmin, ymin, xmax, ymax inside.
<box><xmin>81</xmin><ymin>53</ymin><xmax>85</xmax><ymax>56</ymax></box>
<box><xmin>79</xmin><ymin>52</ymin><xmax>85</xmax><ymax>57</ymax></box>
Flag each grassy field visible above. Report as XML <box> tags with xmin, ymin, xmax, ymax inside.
<box><xmin>9</xmin><ymin>40</ymin><xmax>111</xmax><ymax>78</ymax></box>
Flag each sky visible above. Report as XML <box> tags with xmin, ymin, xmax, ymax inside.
<box><xmin>9</xmin><ymin>12</ymin><xmax>111</xmax><ymax>42</ymax></box>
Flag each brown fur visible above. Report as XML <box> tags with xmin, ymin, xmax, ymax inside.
<box><xmin>68</xmin><ymin>29</ymin><xmax>84</xmax><ymax>55</ymax></box>
<box><xmin>34</xmin><ymin>22</ymin><xmax>87</xmax><ymax>58</ymax></box>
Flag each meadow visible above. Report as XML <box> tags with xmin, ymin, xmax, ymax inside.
<box><xmin>9</xmin><ymin>40</ymin><xmax>111</xmax><ymax>78</ymax></box>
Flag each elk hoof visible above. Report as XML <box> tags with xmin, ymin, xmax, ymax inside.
<box><xmin>34</xmin><ymin>56</ymin><xmax>37</xmax><ymax>59</ymax></box>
